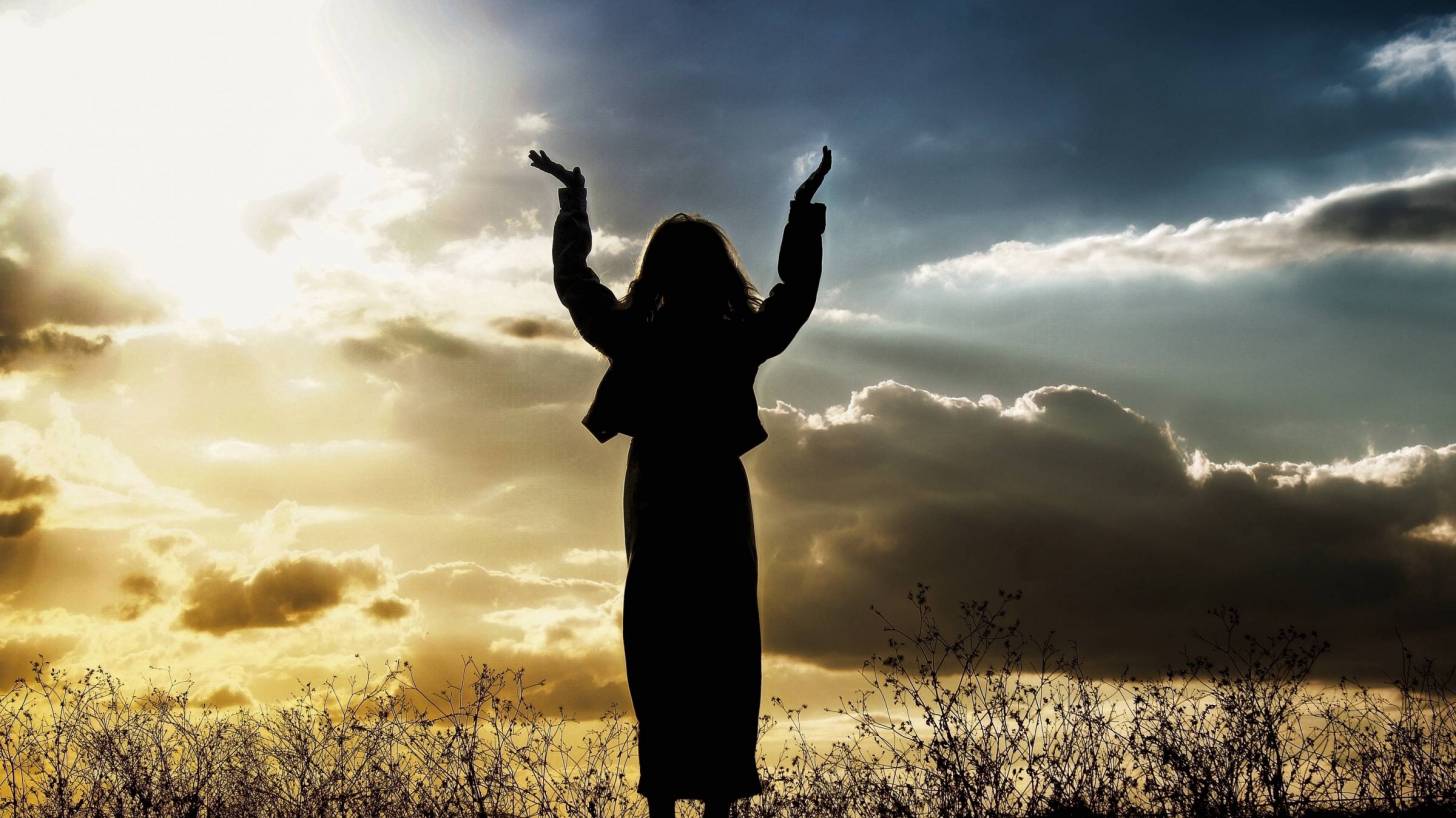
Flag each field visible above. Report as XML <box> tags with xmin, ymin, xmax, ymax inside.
<box><xmin>2</xmin><ymin>587</ymin><xmax>1452</xmax><ymax>818</ymax></box>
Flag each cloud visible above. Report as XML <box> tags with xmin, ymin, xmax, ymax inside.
<box><xmin>0</xmin><ymin>394</ymin><xmax>222</xmax><ymax>529</ymax></box>
<box><xmin>196</xmin><ymin>684</ymin><xmax>254</xmax><ymax>709</ymax></box>
<box><xmin>490</xmin><ymin>315</ymin><xmax>578</xmax><ymax>341</ymax></box>
<box><xmin>238</xmin><ymin>499</ymin><xmax>361</xmax><ymax>562</ymax></box>
<box><xmin>514</xmin><ymin>112</ymin><xmax>551</xmax><ymax>134</ymax></box>
<box><xmin>1369</xmin><ymin>13</ymin><xmax>1456</xmax><ymax>93</ymax></box>
<box><xmin>0</xmin><ymin>327</ymin><xmax>110</xmax><ymax>366</ymax></box>
<box><xmin>328</xmin><ymin>316</ymin><xmax>630</xmax><ymax>562</ymax></box>
<box><xmin>241</xmin><ymin>174</ymin><xmax>343</xmax><ymax>251</ymax></box>
<box><xmin>910</xmin><ymin>169</ymin><xmax>1456</xmax><ymax>284</ymax></box>
<box><xmin>0</xmin><ymin>454</ymin><xmax>54</xmax><ymax>539</ymax></box>
<box><xmin>178</xmin><ymin>550</ymin><xmax>388</xmax><ymax>635</ymax></box>
<box><xmin>202</xmin><ymin>438</ymin><xmax>403</xmax><ymax>464</ymax></box>
<box><xmin>0</xmin><ymin>454</ymin><xmax>54</xmax><ymax>501</ymax></box>
<box><xmin>396</xmin><ymin>560</ymin><xmax>616</xmax><ymax>610</ymax></box>
<box><xmin>0</xmin><ymin>174</ymin><xmax>161</xmax><ymax>368</ymax></box>
<box><xmin>341</xmin><ymin>316</ymin><xmax>480</xmax><ymax>363</ymax></box>
<box><xmin>109</xmin><ymin>571</ymin><xmax>163</xmax><ymax>621</ymax></box>
<box><xmin>143</xmin><ymin>529</ymin><xmax>203</xmax><ymax>554</ymax></box>
<box><xmin>390</xmin><ymin>560</ymin><xmax>627</xmax><ymax>717</ymax></box>
<box><xmin>397</xmin><ymin>635</ymin><xmax>631</xmax><ymax>719</ymax></box>
<box><xmin>0</xmin><ymin>505</ymin><xmax>45</xmax><ymax>538</ymax></box>
<box><xmin>362</xmin><ymin>595</ymin><xmax>412</xmax><ymax>621</ymax></box>
<box><xmin>750</xmin><ymin>381</ymin><xmax>1456</xmax><ymax>680</ymax></box>
<box><xmin>0</xmin><ymin>634</ymin><xmax>78</xmax><ymax>685</ymax></box>
<box><xmin>560</xmin><ymin>548</ymin><xmax>623</xmax><ymax>566</ymax></box>
<box><xmin>792</xmin><ymin>149</ymin><xmax>821</xmax><ymax>180</ymax></box>
<box><xmin>336</xmin><ymin>315</ymin><xmax>607</xmax><ymax>420</ymax></box>
<box><xmin>809</xmin><ymin>308</ymin><xmax>885</xmax><ymax>326</ymax></box>
<box><xmin>1302</xmin><ymin>174</ymin><xmax>1456</xmax><ymax>242</ymax></box>
<box><xmin>479</xmin><ymin>601</ymin><xmax>621</xmax><ymax>659</ymax></box>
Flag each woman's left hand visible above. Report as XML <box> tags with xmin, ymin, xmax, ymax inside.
<box><xmin>794</xmin><ymin>145</ymin><xmax>831</xmax><ymax>202</ymax></box>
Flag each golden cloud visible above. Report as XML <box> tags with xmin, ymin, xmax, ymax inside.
<box><xmin>179</xmin><ymin>551</ymin><xmax>388</xmax><ymax>635</ymax></box>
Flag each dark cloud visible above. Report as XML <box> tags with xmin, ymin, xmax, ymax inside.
<box><xmin>362</xmin><ymin>595</ymin><xmax>412</xmax><ymax>621</ymax></box>
<box><xmin>750</xmin><ymin>381</ymin><xmax>1456</xmax><ymax>681</ymax></box>
<box><xmin>0</xmin><ymin>635</ymin><xmax>78</xmax><ymax>685</ymax></box>
<box><xmin>119</xmin><ymin>571</ymin><xmax>162</xmax><ymax>599</ymax></box>
<box><xmin>490</xmin><ymin>315</ymin><xmax>578</xmax><ymax>341</ymax></box>
<box><xmin>0</xmin><ymin>327</ymin><xmax>110</xmax><ymax>366</ymax></box>
<box><xmin>0</xmin><ymin>174</ymin><xmax>162</xmax><ymax>368</ymax></box>
<box><xmin>178</xmin><ymin>552</ymin><xmax>386</xmax><ymax>635</ymax></box>
<box><xmin>340</xmin><ymin>316</ymin><xmax>479</xmax><ymax>364</ymax></box>
<box><xmin>1304</xmin><ymin>173</ymin><xmax>1456</xmax><ymax>242</ymax></box>
<box><xmin>0</xmin><ymin>506</ymin><xmax>46</xmax><ymax>538</ymax></box>
<box><xmin>196</xmin><ymin>684</ymin><xmax>254</xmax><ymax>709</ymax></box>
<box><xmin>110</xmin><ymin>571</ymin><xmax>163</xmax><ymax>622</ymax></box>
<box><xmin>0</xmin><ymin>455</ymin><xmax>55</xmax><ymax>503</ymax></box>
<box><xmin>0</xmin><ymin>456</ymin><xmax>54</xmax><ymax>539</ymax></box>
<box><xmin>143</xmin><ymin>529</ymin><xmax>203</xmax><ymax>556</ymax></box>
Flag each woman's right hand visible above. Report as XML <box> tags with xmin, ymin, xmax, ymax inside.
<box><xmin>528</xmin><ymin>148</ymin><xmax>586</xmax><ymax>189</ymax></box>
<box><xmin>794</xmin><ymin>145</ymin><xmax>831</xmax><ymax>203</ymax></box>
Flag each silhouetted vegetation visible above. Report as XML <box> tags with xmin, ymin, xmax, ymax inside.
<box><xmin>3</xmin><ymin>588</ymin><xmax>1452</xmax><ymax>817</ymax></box>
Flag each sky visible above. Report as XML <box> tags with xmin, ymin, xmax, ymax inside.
<box><xmin>1</xmin><ymin>0</ymin><xmax>1456</xmax><ymax>720</ymax></box>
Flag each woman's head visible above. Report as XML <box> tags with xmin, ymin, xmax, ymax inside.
<box><xmin>621</xmin><ymin>213</ymin><xmax>761</xmax><ymax>320</ymax></box>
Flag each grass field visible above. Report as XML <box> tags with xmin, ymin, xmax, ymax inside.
<box><xmin>2</xmin><ymin>587</ymin><xmax>1452</xmax><ymax>818</ymax></box>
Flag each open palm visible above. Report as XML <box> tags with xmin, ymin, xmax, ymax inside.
<box><xmin>794</xmin><ymin>145</ymin><xmax>832</xmax><ymax>202</ymax></box>
<box><xmin>528</xmin><ymin>149</ymin><xmax>585</xmax><ymax>189</ymax></box>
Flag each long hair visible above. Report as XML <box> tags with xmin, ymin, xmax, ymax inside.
<box><xmin>620</xmin><ymin>212</ymin><xmax>762</xmax><ymax>322</ymax></box>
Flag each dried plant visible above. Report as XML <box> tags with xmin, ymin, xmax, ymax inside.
<box><xmin>1</xmin><ymin>590</ymin><xmax>1451</xmax><ymax>818</ymax></box>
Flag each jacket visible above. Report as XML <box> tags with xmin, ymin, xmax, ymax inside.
<box><xmin>552</xmin><ymin>185</ymin><xmax>826</xmax><ymax>456</ymax></box>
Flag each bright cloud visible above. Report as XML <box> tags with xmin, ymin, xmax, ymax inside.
<box><xmin>0</xmin><ymin>394</ymin><xmax>221</xmax><ymax>529</ymax></box>
<box><xmin>910</xmin><ymin>168</ymin><xmax>1456</xmax><ymax>284</ymax></box>
<box><xmin>1369</xmin><ymin>13</ymin><xmax>1456</xmax><ymax>92</ymax></box>
<box><xmin>514</xmin><ymin>112</ymin><xmax>552</xmax><ymax>133</ymax></box>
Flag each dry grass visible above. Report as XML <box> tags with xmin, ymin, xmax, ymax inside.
<box><xmin>2</xmin><ymin>587</ymin><xmax>1452</xmax><ymax>817</ymax></box>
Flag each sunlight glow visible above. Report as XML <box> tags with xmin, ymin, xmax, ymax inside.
<box><xmin>0</xmin><ymin>0</ymin><xmax>401</xmax><ymax>325</ymax></box>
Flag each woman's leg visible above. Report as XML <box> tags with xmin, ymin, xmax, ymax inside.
<box><xmin>647</xmin><ymin>797</ymin><xmax>675</xmax><ymax>818</ymax></box>
<box><xmin>702</xmin><ymin>799</ymin><xmax>730</xmax><ymax>818</ymax></box>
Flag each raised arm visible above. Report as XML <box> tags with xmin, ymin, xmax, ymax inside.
<box><xmin>751</xmin><ymin>146</ymin><xmax>831</xmax><ymax>362</ymax></box>
<box><xmin>528</xmin><ymin>149</ymin><xmax>626</xmax><ymax>356</ymax></box>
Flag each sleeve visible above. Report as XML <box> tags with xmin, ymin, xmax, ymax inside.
<box><xmin>749</xmin><ymin>198</ymin><xmax>826</xmax><ymax>362</ymax></box>
<box><xmin>552</xmin><ymin>186</ymin><xmax>627</xmax><ymax>356</ymax></box>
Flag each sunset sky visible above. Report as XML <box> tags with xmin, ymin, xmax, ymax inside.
<box><xmin>2</xmin><ymin>0</ymin><xmax>1456</xmax><ymax>719</ymax></box>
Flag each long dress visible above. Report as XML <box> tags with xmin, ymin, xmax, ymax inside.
<box><xmin>547</xmin><ymin>183</ymin><xmax>824</xmax><ymax>801</ymax></box>
<box><xmin>620</xmin><ymin>327</ymin><xmax>765</xmax><ymax>802</ymax></box>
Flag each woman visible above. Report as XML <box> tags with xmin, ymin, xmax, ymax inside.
<box><xmin>529</xmin><ymin>145</ymin><xmax>830</xmax><ymax>818</ymax></box>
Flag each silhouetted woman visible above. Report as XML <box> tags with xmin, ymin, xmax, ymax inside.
<box><xmin>529</xmin><ymin>145</ymin><xmax>830</xmax><ymax>818</ymax></box>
